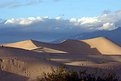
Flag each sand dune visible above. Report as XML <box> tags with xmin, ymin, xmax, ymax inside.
<box><xmin>82</xmin><ymin>37</ymin><xmax>121</xmax><ymax>55</ymax></box>
<box><xmin>59</xmin><ymin>40</ymin><xmax>101</xmax><ymax>55</ymax></box>
<box><xmin>4</xmin><ymin>37</ymin><xmax>121</xmax><ymax>55</ymax></box>
<box><xmin>1</xmin><ymin>37</ymin><xmax>121</xmax><ymax>81</ymax></box>
<box><xmin>3</xmin><ymin>37</ymin><xmax>121</xmax><ymax>55</ymax></box>
<box><xmin>0</xmin><ymin>71</ymin><xmax>28</xmax><ymax>81</ymax></box>
<box><xmin>3</xmin><ymin>40</ymin><xmax>67</xmax><ymax>53</ymax></box>
<box><xmin>32</xmin><ymin>39</ymin><xmax>101</xmax><ymax>55</ymax></box>
<box><xmin>3</xmin><ymin>40</ymin><xmax>39</xmax><ymax>50</ymax></box>
<box><xmin>0</xmin><ymin>46</ymin><xmax>60</xmax><ymax>81</ymax></box>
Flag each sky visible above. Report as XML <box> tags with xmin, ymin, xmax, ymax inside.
<box><xmin>0</xmin><ymin>0</ymin><xmax>121</xmax><ymax>43</ymax></box>
<box><xmin>0</xmin><ymin>0</ymin><xmax>121</xmax><ymax>19</ymax></box>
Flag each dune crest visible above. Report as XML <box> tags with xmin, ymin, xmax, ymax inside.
<box><xmin>3</xmin><ymin>37</ymin><xmax>121</xmax><ymax>55</ymax></box>
<box><xmin>82</xmin><ymin>37</ymin><xmax>121</xmax><ymax>55</ymax></box>
<box><xmin>3</xmin><ymin>40</ymin><xmax>39</xmax><ymax>50</ymax></box>
<box><xmin>0</xmin><ymin>37</ymin><xmax>121</xmax><ymax>81</ymax></box>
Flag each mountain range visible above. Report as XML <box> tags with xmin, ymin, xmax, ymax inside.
<box><xmin>54</xmin><ymin>27</ymin><xmax>121</xmax><ymax>45</ymax></box>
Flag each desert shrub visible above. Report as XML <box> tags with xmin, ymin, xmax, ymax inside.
<box><xmin>37</xmin><ymin>66</ymin><xmax>119</xmax><ymax>81</ymax></box>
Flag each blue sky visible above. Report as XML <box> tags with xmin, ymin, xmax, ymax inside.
<box><xmin>1</xmin><ymin>0</ymin><xmax>121</xmax><ymax>43</ymax></box>
<box><xmin>0</xmin><ymin>0</ymin><xmax>121</xmax><ymax>19</ymax></box>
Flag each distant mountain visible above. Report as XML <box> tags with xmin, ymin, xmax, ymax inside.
<box><xmin>54</xmin><ymin>27</ymin><xmax>121</xmax><ymax>45</ymax></box>
<box><xmin>74</xmin><ymin>27</ymin><xmax>121</xmax><ymax>45</ymax></box>
<box><xmin>0</xmin><ymin>19</ymin><xmax>5</xmax><ymax>24</ymax></box>
<box><xmin>0</xmin><ymin>31</ymin><xmax>72</xmax><ymax>44</ymax></box>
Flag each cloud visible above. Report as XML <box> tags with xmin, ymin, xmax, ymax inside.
<box><xmin>0</xmin><ymin>0</ymin><xmax>61</xmax><ymax>8</ymax></box>
<box><xmin>0</xmin><ymin>10</ymin><xmax>121</xmax><ymax>43</ymax></box>
<box><xmin>5</xmin><ymin>17</ymin><xmax>46</xmax><ymax>25</ymax></box>
<box><xmin>69</xmin><ymin>10</ymin><xmax>121</xmax><ymax>31</ymax></box>
<box><xmin>0</xmin><ymin>0</ymin><xmax>42</xmax><ymax>8</ymax></box>
<box><xmin>77</xmin><ymin>17</ymin><xmax>100</xmax><ymax>24</ymax></box>
<box><xmin>99</xmin><ymin>23</ymin><xmax>116</xmax><ymax>30</ymax></box>
<box><xmin>4</xmin><ymin>10</ymin><xmax>121</xmax><ymax>31</ymax></box>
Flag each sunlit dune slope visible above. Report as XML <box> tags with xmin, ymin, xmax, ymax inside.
<box><xmin>0</xmin><ymin>37</ymin><xmax>121</xmax><ymax>81</ymax></box>
<box><xmin>82</xmin><ymin>37</ymin><xmax>121</xmax><ymax>55</ymax></box>
<box><xmin>3</xmin><ymin>37</ymin><xmax>121</xmax><ymax>55</ymax></box>
<box><xmin>3</xmin><ymin>40</ymin><xmax>39</xmax><ymax>50</ymax></box>
<box><xmin>3</xmin><ymin>40</ymin><xmax>67</xmax><ymax>53</ymax></box>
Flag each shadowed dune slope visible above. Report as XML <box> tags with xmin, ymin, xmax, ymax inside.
<box><xmin>0</xmin><ymin>46</ymin><xmax>60</xmax><ymax>80</ymax></box>
<box><xmin>82</xmin><ymin>37</ymin><xmax>121</xmax><ymax>55</ymax></box>
<box><xmin>0</xmin><ymin>37</ymin><xmax>121</xmax><ymax>80</ymax></box>
<box><xmin>58</xmin><ymin>40</ymin><xmax>101</xmax><ymax>55</ymax></box>
<box><xmin>3</xmin><ymin>37</ymin><xmax>121</xmax><ymax>55</ymax></box>
<box><xmin>0</xmin><ymin>71</ymin><xmax>28</xmax><ymax>81</ymax></box>
<box><xmin>0</xmin><ymin>46</ymin><xmax>42</xmax><ymax>58</ymax></box>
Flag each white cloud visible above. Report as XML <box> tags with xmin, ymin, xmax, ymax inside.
<box><xmin>77</xmin><ymin>17</ymin><xmax>100</xmax><ymax>24</ymax></box>
<box><xmin>0</xmin><ymin>0</ymin><xmax>61</xmax><ymax>8</ymax></box>
<box><xmin>99</xmin><ymin>23</ymin><xmax>116</xmax><ymax>30</ymax></box>
<box><xmin>3</xmin><ymin>10</ymin><xmax>121</xmax><ymax>31</ymax></box>
<box><xmin>0</xmin><ymin>0</ymin><xmax>42</xmax><ymax>8</ymax></box>
<box><xmin>70</xmin><ymin>18</ymin><xmax>77</xmax><ymax>22</ymax></box>
<box><xmin>1</xmin><ymin>10</ymin><xmax>121</xmax><ymax>43</ymax></box>
<box><xmin>69</xmin><ymin>10</ymin><xmax>121</xmax><ymax>31</ymax></box>
<box><xmin>5</xmin><ymin>17</ymin><xmax>47</xmax><ymax>25</ymax></box>
<box><xmin>55</xmin><ymin>16</ymin><xmax>63</xmax><ymax>20</ymax></box>
<box><xmin>5</xmin><ymin>18</ymin><xmax>33</xmax><ymax>25</ymax></box>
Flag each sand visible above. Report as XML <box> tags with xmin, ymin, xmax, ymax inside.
<box><xmin>0</xmin><ymin>37</ymin><xmax>121</xmax><ymax>81</ymax></box>
<box><xmin>82</xmin><ymin>37</ymin><xmax>121</xmax><ymax>55</ymax></box>
<box><xmin>3</xmin><ymin>40</ymin><xmax>39</xmax><ymax>50</ymax></box>
<box><xmin>0</xmin><ymin>46</ymin><xmax>60</xmax><ymax>81</ymax></box>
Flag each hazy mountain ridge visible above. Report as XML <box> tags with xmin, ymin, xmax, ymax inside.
<box><xmin>76</xmin><ymin>27</ymin><xmax>121</xmax><ymax>45</ymax></box>
<box><xmin>54</xmin><ymin>27</ymin><xmax>121</xmax><ymax>45</ymax></box>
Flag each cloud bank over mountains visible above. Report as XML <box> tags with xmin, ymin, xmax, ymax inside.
<box><xmin>3</xmin><ymin>10</ymin><xmax>121</xmax><ymax>31</ymax></box>
<box><xmin>0</xmin><ymin>10</ymin><xmax>121</xmax><ymax>43</ymax></box>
